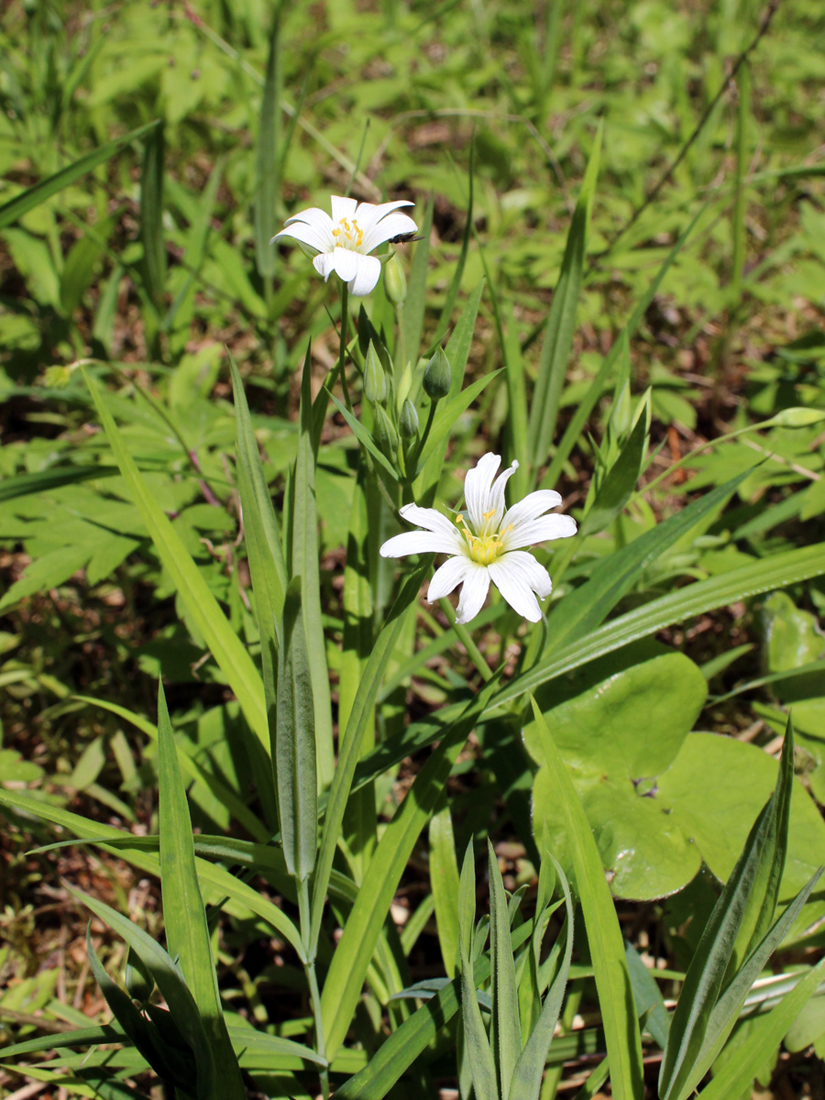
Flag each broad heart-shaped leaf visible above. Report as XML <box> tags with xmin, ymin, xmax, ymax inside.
<box><xmin>531</xmin><ymin>716</ymin><xmax>825</xmax><ymax>929</ymax></box>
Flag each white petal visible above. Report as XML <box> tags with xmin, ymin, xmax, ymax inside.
<box><xmin>379</xmin><ymin>530</ymin><xmax>459</xmax><ymax>557</ymax></box>
<box><xmin>313</xmin><ymin>251</ymin><xmax>336</xmax><ymax>281</ymax></box>
<box><xmin>398</xmin><ymin>503</ymin><xmax>463</xmax><ymax>545</ymax></box>
<box><xmin>501</xmin><ymin>489</ymin><xmax>562</xmax><ymax>531</ymax></box>
<box><xmin>348</xmin><ymin>254</ymin><xmax>382</xmax><ymax>296</ymax></box>
<box><xmin>354</xmin><ymin>199</ymin><xmax>414</xmax><ymax>234</ymax></box>
<box><xmin>488</xmin><ymin>551</ymin><xmax>553</xmax><ymax>622</ymax></box>
<box><xmin>330</xmin><ymin>196</ymin><xmax>358</xmax><ymax>222</ymax></box>
<box><xmin>503</xmin><ymin>513</ymin><xmax>577</xmax><ymax>551</ymax></box>
<box><xmin>283</xmin><ymin>206</ymin><xmax>335</xmax><ymax>231</ymax></box>
<box><xmin>360</xmin><ymin>212</ymin><xmax>419</xmax><ymax>254</ymax></box>
<box><xmin>272</xmin><ymin>218</ymin><xmax>331</xmax><ymax>253</ymax></box>
<box><xmin>427</xmin><ymin>555</ymin><xmax>474</xmax><ymax>601</ymax></box>
<box><xmin>485</xmin><ymin>459</ymin><xmax>519</xmax><ymax>531</ymax></box>
<box><xmin>455</xmin><ymin>563</ymin><xmax>491</xmax><ymax>625</ymax></box>
<box><xmin>463</xmin><ymin>453</ymin><xmax>501</xmax><ymax>532</ymax></box>
<box><xmin>329</xmin><ymin>247</ymin><xmax>359</xmax><ymax>284</ymax></box>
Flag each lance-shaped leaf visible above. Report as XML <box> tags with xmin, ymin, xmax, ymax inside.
<box><xmin>254</xmin><ymin>12</ymin><xmax>280</xmax><ymax>280</ymax></box>
<box><xmin>140</xmin><ymin>121</ymin><xmax>166</xmax><ymax>306</ymax></box>
<box><xmin>488</xmin><ymin>839</ymin><xmax>522</xmax><ymax>1099</ymax></box>
<box><xmin>527</xmin><ymin>122</ymin><xmax>602</xmax><ymax>477</ymax></box>
<box><xmin>529</xmin><ymin>696</ymin><xmax>644</xmax><ymax>1100</ymax></box>
<box><xmin>67</xmin><ymin>885</ymin><xmax>216</xmax><ymax>1100</ymax></box>
<box><xmin>276</xmin><ymin>577</ymin><xmax>317</xmax><ymax>883</ymax></box>
<box><xmin>508</xmin><ymin>856</ymin><xmax>574</xmax><ymax>1100</ymax></box>
<box><xmin>459</xmin><ymin>843</ymin><xmax>498</xmax><ymax>1100</ymax></box>
<box><xmin>156</xmin><ymin>683</ymin><xmax>246</xmax><ymax>1100</ymax></box>
<box><xmin>288</xmin><ymin>343</ymin><xmax>334</xmax><ymax>787</ymax></box>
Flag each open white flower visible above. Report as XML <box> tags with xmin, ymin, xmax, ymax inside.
<box><xmin>271</xmin><ymin>195</ymin><xmax>417</xmax><ymax>297</ymax></box>
<box><xmin>380</xmin><ymin>453</ymin><xmax>577</xmax><ymax>625</ymax></box>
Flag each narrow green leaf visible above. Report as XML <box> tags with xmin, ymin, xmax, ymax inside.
<box><xmin>330</xmin><ymin>394</ymin><xmax>400</xmax><ymax>481</ymax></box>
<box><xmin>254</xmin><ymin>12</ymin><xmax>280</xmax><ymax>280</ymax></box>
<box><xmin>0</xmin><ymin>120</ymin><xmax>160</xmax><ymax>230</ymax></box>
<box><xmin>82</xmin><ymin>371</ymin><xmax>271</xmax><ymax>776</ymax></box>
<box><xmin>529</xmin><ymin>696</ymin><xmax>644</xmax><ymax>1100</ymax></box>
<box><xmin>489</xmin><ymin>839</ymin><xmax>522</xmax><ymax>1099</ymax></box>
<box><xmin>276</xmin><ymin>578</ymin><xmax>317</xmax><ymax>883</ymax></box>
<box><xmin>0</xmin><ymin>789</ymin><xmax>305</xmax><ymax>961</ymax></box>
<box><xmin>0</xmin><ymin>465</ymin><xmax>119</xmax><ymax>502</ymax></box>
<box><xmin>289</xmin><ymin>345</ymin><xmax>334</xmax><ymax>787</ymax></box>
<box><xmin>542</xmin><ymin>468</ymin><xmax>752</xmax><ymax>658</ymax></box>
<box><xmin>140</xmin><ymin>122</ymin><xmax>166</xmax><ymax>306</ymax></box>
<box><xmin>321</xmin><ymin>677</ymin><xmax>501</xmax><ymax>1059</ymax></box>
<box><xmin>624</xmin><ymin>941</ymin><xmax>670</xmax><ymax>1049</ymax></box>
<box><xmin>67</xmin><ymin>885</ymin><xmax>216</xmax><ymax>1100</ymax></box>
<box><xmin>156</xmin><ymin>683</ymin><xmax>245</xmax><ymax>1100</ymax></box>
<box><xmin>459</xmin><ymin>844</ymin><xmax>499</xmax><ymax>1100</ymax></box>
<box><xmin>75</xmin><ymin>695</ymin><xmax>268</xmax><ymax>843</ymax></box>
<box><xmin>86</xmin><ymin>930</ymin><xmax>191</xmax><ymax>1088</ymax></box>
<box><xmin>509</xmin><ymin>857</ymin><xmax>574</xmax><ymax>1100</ymax></box>
<box><xmin>659</xmin><ymin>718</ymin><xmax>806</xmax><ymax>1100</ymax></box>
<box><xmin>527</xmin><ymin>122</ymin><xmax>602</xmax><ymax>476</ymax></box>
<box><xmin>398</xmin><ymin>195</ymin><xmax>433</xmax><ymax>382</ymax></box>
<box><xmin>431</xmin><ymin>137</ymin><xmax>475</xmax><ymax>347</ymax></box>
<box><xmin>309</xmin><ymin>559</ymin><xmax>431</xmax><ymax>953</ymax></box>
<box><xmin>494</xmin><ymin>540</ymin><xmax>825</xmax><ymax>710</ymax></box>
<box><xmin>697</xmin><ymin>957</ymin><xmax>825</xmax><ymax>1100</ymax></box>
<box><xmin>578</xmin><ymin>393</ymin><xmax>649</xmax><ymax>539</ymax></box>
<box><xmin>415</xmin><ymin>369</ymin><xmax>503</xmax><ymax>475</ymax></box>
<box><xmin>540</xmin><ymin>202</ymin><xmax>706</xmax><ymax>491</ymax></box>
<box><xmin>429</xmin><ymin>802</ymin><xmax>461</xmax><ymax>977</ymax></box>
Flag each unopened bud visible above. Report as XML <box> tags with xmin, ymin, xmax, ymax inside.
<box><xmin>373</xmin><ymin>405</ymin><xmax>399</xmax><ymax>455</ymax></box>
<box><xmin>399</xmin><ymin>399</ymin><xmax>419</xmax><ymax>440</ymax></box>
<box><xmin>766</xmin><ymin>407</ymin><xmax>825</xmax><ymax>428</ymax></box>
<box><xmin>383</xmin><ymin>252</ymin><xmax>407</xmax><ymax>306</ymax></box>
<box><xmin>423</xmin><ymin>347</ymin><xmax>451</xmax><ymax>401</ymax></box>
<box><xmin>363</xmin><ymin>342</ymin><xmax>387</xmax><ymax>404</ymax></box>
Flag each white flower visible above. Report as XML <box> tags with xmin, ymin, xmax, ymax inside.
<box><xmin>379</xmin><ymin>453</ymin><xmax>577</xmax><ymax>625</ymax></box>
<box><xmin>271</xmin><ymin>195</ymin><xmax>418</xmax><ymax>297</ymax></box>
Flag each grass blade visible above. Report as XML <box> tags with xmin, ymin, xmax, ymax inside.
<box><xmin>529</xmin><ymin>696</ymin><xmax>644</xmax><ymax>1100</ymax></box>
<box><xmin>140</xmin><ymin>122</ymin><xmax>166</xmax><ymax>307</ymax></box>
<box><xmin>540</xmin><ymin>203</ymin><xmax>706</xmax><ymax>491</ymax></box>
<box><xmin>309</xmin><ymin>559</ymin><xmax>431</xmax><ymax>953</ymax></box>
<box><xmin>320</xmin><ymin>677</ymin><xmax>501</xmax><ymax>1059</ymax></box>
<box><xmin>488</xmin><ymin>838</ymin><xmax>522</xmax><ymax>1099</ymax></box>
<box><xmin>254</xmin><ymin>11</ymin><xmax>280</xmax><ymax>283</ymax></box>
<box><xmin>527</xmin><ymin>122</ymin><xmax>602</xmax><ymax>479</ymax></box>
<box><xmin>398</xmin><ymin>195</ymin><xmax>433</xmax><ymax>382</ymax></box>
<box><xmin>509</xmin><ymin>857</ymin><xmax>574</xmax><ymax>1100</ymax></box>
<box><xmin>82</xmin><ymin>370</ymin><xmax>270</xmax><ymax>765</ymax></box>
<box><xmin>459</xmin><ymin>844</ymin><xmax>499</xmax><ymax>1100</ymax></box>
<box><xmin>156</xmin><ymin>683</ymin><xmax>245</xmax><ymax>1100</ymax></box>
<box><xmin>0</xmin><ymin>120</ymin><xmax>160</xmax><ymax>230</ymax></box>
<box><xmin>429</xmin><ymin>801</ymin><xmax>461</xmax><ymax>977</ymax></box>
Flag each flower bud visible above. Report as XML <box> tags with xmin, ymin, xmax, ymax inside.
<box><xmin>373</xmin><ymin>404</ymin><xmax>399</xmax><ymax>455</ymax></box>
<box><xmin>766</xmin><ymin>407</ymin><xmax>825</xmax><ymax>428</ymax></box>
<box><xmin>399</xmin><ymin>399</ymin><xmax>419</xmax><ymax>440</ymax></box>
<box><xmin>423</xmin><ymin>347</ymin><xmax>451</xmax><ymax>401</ymax></box>
<box><xmin>363</xmin><ymin>341</ymin><xmax>387</xmax><ymax>404</ymax></box>
<box><xmin>383</xmin><ymin>252</ymin><xmax>407</xmax><ymax>306</ymax></box>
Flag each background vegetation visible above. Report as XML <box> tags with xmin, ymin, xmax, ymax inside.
<box><xmin>2</xmin><ymin>0</ymin><xmax>825</xmax><ymax>1097</ymax></box>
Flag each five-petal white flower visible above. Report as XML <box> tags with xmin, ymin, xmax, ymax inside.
<box><xmin>271</xmin><ymin>195</ymin><xmax>418</xmax><ymax>297</ymax></box>
<box><xmin>380</xmin><ymin>453</ymin><xmax>577</xmax><ymax>625</ymax></box>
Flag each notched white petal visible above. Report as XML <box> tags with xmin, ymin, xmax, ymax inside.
<box><xmin>427</xmin><ymin>556</ymin><xmax>473</xmax><ymax>602</ymax></box>
<box><xmin>348</xmin><ymin>254</ymin><xmax>382</xmax><ymax>296</ymax></box>
<box><xmin>379</xmin><ymin>531</ymin><xmax>459</xmax><ymax>557</ymax></box>
<box><xmin>504</xmin><ymin>513</ymin><xmax>577</xmax><ymax>551</ymax></box>
<box><xmin>455</xmin><ymin>563</ymin><xmax>491</xmax><ymax>625</ymax></box>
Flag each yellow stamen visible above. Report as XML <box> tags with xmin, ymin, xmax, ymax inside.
<box><xmin>455</xmin><ymin>515</ymin><xmax>507</xmax><ymax>565</ymax></box>
<box><xmin>482</xmin><ymin>509</ymin><xmax>496</xmax><ymax>520</ymax></box>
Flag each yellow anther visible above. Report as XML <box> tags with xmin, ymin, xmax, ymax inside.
<box><xmin>482</xmin><ymin>509</ymin><xmax>496</xmax><ymax>520</ymax></box>
<box><xmin>332</xmin><ymin>227</ymin><xmax>340</xmax><ymax>237</ymax></box>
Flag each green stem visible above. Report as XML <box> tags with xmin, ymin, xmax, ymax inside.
<box><xmin>438</xmin><ymin>598</ymin><xmax>492</xmax><ymax>682</ymax></box>
<box><xmin>338</xmin><ymin>281</ymin><xmax>353</xmax><ymax>413</ymax></box>
<box><xmin>409</xmin><ymin>398</ymin><xmax>438</xmax><ymax>481</ymax></box>
<box><xmin>298</xmin><ymin>877</ymin><xmax>329</xmax><ymax>1099</ymax></box>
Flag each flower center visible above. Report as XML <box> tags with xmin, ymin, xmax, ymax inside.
<box><xmin>456</xmin><ymin>514</ymin><xmax>511</xmax><ymax>565</ymax></box>
<box><xmin>331</xmin><ymin>217</ymin><xmax>364</xmax><ymax>250</ymax></box>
